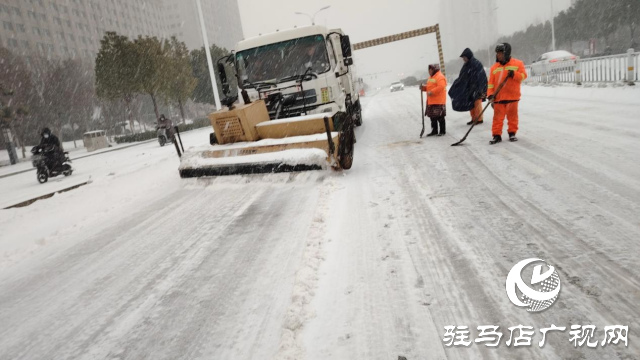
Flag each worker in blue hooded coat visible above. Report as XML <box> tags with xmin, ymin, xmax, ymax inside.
<box><xmin>448</xmin><ymin>48</ymin><xmax>488</xmax><ymax>125</ymax></box>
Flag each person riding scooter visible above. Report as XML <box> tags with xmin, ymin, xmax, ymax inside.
<box><xmin>157</xmin><ymin>115</ymin><xmax>174</xmax><ymax>134</ymax></box>
<box><xmin>156</xmin><ymin>114</ymin><xmax>175</xmax><ymax>144</ymax></box>
<box><xmin>39</xmin><ymin>128</ymin><xmax>63</xmax><ymax>171</ymax></box>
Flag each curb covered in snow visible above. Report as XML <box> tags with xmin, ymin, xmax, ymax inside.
<box><xmin>3</xmin><ymin>180</ymin><xmax>92</xmax><ymax>209</ymax></box>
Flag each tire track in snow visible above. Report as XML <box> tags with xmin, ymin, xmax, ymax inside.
<box><xmin>276</xmin><ymin>176</ymin><xmax>338</xmax><ymax>360</ymax></box>
<box><xmin>0</xmin><ymin>187</ymin><xmax>257</xmax><ymax>360</ymax></box>
<box><xmin>354</xmin><ymin>90</ymin><xmax>631</xmax><ymax>358</ymax></box>
<box><xmin>378</xmin><ymin>149</ymin><xmax>549</xmax><ymax>359</ymax></box>
<box><xmin>452</xmin><ymin>144</ymin><xmax>640</xmax><ymax>336</ymax></box>
<box><xmin>444</xmin><ymin>144</ymin><xmax>640</xmax><ymax>358</ymax></box>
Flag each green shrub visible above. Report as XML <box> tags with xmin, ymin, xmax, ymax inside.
<box><xmin>115</xmin><ymin>117</ymin><xmax>210</xmax><ymax>144</ymax></box>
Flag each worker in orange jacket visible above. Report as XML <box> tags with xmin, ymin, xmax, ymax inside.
<box><xmin>487</xmin><ymin>43</ymin><xmax>527</xmax><ymax>144</ymax></box>
<box><xmin>420</xmin><ymin>63</ymin><xmax>448</xmax><ymax>137</ymax></box>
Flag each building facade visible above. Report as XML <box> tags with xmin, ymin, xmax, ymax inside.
<box><xmin>0</xmin><ymin>0</ymin><xmax>243</xmax><ymax>60</ymax></box>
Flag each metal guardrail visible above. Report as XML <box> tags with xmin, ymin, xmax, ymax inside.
<box><xmin>525</xmin><ymin>49</ymin><xmax>638</xmax><ymax>85</ymax></box>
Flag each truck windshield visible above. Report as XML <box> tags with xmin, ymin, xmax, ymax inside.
<box><xmin>236</xmin><ymin>35</ymin><xmax>331</xmax><ymax>85</ymax></box>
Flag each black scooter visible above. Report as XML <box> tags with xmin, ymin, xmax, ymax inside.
<box><xmin>31</xmin><ymin>146</ymin><xmax>73</xmax><ymax>183</ymax></box>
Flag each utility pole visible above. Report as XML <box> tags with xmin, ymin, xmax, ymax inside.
<box><xmin>195</xmin><ymin>0</ymin><xmax>221</xmax><ymax>110</ymax></box>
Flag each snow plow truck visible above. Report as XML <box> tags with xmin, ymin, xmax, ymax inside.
<box><xmin>179</xmin><ymin>25</ymin><xmax>362</xmax><ymax>178</ymax></box>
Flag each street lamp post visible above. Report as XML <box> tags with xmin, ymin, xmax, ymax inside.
<box><xmin>294</xmin><ymin>6</ymin><xmax>331</xmax><ymax>26</ymax></box>
<box><xmin>550</xmin><ymin>0</ymin><xmax>556</xmax><ymax>51</ymax></box>
<box><xmin>195</xmin><ymin>0</ymin><xmax>221</xmax><ymax>110</ymax></box>
<box><xmin>471</xmin><ymin>5</ymin><xmax>499</xmax><ymax>66</ymax></box>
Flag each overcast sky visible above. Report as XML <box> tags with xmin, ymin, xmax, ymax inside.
<box><xmin>236</xmin><ymin>0</ymin><xmax>573</xmax><ymax>87</ymax></box>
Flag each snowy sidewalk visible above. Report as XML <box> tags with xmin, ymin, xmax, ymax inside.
<box><xmin>0</xmin><ymin>138</ymin><xmax>158</xmax><ymax>179</ymax></box>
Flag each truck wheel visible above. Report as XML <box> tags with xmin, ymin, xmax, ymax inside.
<box><xmin>338</xmin><ymin>129</ymin><xmax>354</xmax><ymax>170</ymax></box>
<box><xmin>333</xmin><ymin>111</ymin><xmax>347</xmax><ymax>131</ymax></box>
<box><xmin>337</xmin><ymin>111</ymin><xmax>355</xmax><ymax>170</ymax></box>
<box><xmin>354</xmin><ymin>102</ymin><xmax>363</xmax><ymax>127</ymax></box>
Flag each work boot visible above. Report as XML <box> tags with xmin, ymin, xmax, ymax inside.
<box><xmin>426</xmin><ymin>119</ymin><xmax>438</xmax><ymax>137</ymax></box>
<box><xmin>489</xmin><ymin>135</ymin><xmax>502</xmax><ymax>145</ymax></box>
<box><xmin>467</xmin><ymin>119</ymin><xmax>484</xmax><ymax>125</ymax></box>
<box><xmin>509</xmin><ymin>132</ymin><xmax>518</xmax><ymax>142</ymax></box>
<box><xmin>437</xmin><ymin>118</ymin><xmax>446</xmax><ymax>136</ymax></box>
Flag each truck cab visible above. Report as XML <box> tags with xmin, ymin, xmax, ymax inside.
<box><xmin>232</xmin><ymin>25</ymin><xmax>362</xmax><ymax>126</ymax></box>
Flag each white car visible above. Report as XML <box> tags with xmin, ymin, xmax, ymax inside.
<box><xmin>530</xmin><ymin>50</ymin><xmax>577</xmax><ymax>76</ymax></box>
<box><xmin>390</xmin><ymin>82</ymin><xmax>404</xmax><ymax>92</ymax></box>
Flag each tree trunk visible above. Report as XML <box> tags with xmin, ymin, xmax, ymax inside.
<box><xmin>70</xmin><ymin>118</ymin><xmax>77</xmax><ymax>148</ymax></box>
<box><xmin>178</xmin><ymin>99</ymin><xmax>186</xmax><ymax>123</ymax></box>
<box><xmin>124</xmin><ymin>96</ymin><xmax>134</xmax><ymax>134</ymax></box>
<box><xmin>56</xmin><ymin>125</ymin><xmax>64</xmax><ymax>151</ymax></box>
<box><xmin>150</xmin><ymin>93</ymin><xmax>160</xmax><ymax>121</ymax></box>
<box><xmin>10</xmin><ymin>124</ymin><xmax>26</xmax><ymax>159</ymax></box>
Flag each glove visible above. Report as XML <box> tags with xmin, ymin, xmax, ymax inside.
<box><xmin>427</xmin><ymin>91</ymin><xmax>433</xmax><ymax>96</ymax></box>
<box><xmin>508</xmin><ymin>70</ymin><xmax>515</xmax><ymax>78</ymax></box>
<box><xmin>487</xmin><ymin>95</ymin><xmax>495</xmax><ymax>101</ymax></box>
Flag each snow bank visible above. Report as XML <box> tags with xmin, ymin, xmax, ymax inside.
<box><xmin>179</xmin><ymin>148</ymin><xmax>329</xmax><ymax>169</ymax></box>
<box><xmin>276</xmin><ymin>178</ymin><xmax>338</xmax><ymax>360</ymax></box>
<box><xmin>0</xmin><ymin>177</ymin><xmax>92</xmax><ymax>210</ymax></box>
<box><xmin>255</xmin><ymin>111</ymin><xmax>337</xmax><ymax>127</ymax></box>
<box><xmin>186</xmin><ymin>132</ymin><xmax>338</xmax><ymax>153</ymax></box>
<box><xmin>523</xmin><ymin>83</ymin><xmax>640</xmax><ymax>104</ymax></box>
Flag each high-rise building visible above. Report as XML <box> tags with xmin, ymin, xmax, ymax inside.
<box><xmin>163</xmin><ymin>0</ymin><xmax>242</xmax><ymax>51</ymax></box>
<box><xmin>0</xmin><ymin>0</ymin><xmax>243</xmax><ymax>60</ymax></box>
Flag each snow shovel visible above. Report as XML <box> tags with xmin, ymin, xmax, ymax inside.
<box><xmin>451</xmin><ymin>76</ymin><xmax>510</xmax><ymax>147</ymax></box>
<box><xmin>420</xmin><ymin>84</ymin><xmax>426</xmax><ymax>138</ymax></box>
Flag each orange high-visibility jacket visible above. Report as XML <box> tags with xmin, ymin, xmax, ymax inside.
<box><xmin>487</xmin><ymin>58</ymin><xmax>527</xmax><ymax>101</ymax></box>
<box><xmin>421</xmin><ymin>70</ymin><xmax>447</xmax><ymax>105</ymax></box>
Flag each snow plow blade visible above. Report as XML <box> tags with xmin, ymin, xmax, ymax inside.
<box><xmin>179</xmin><ymin>100</ymin><xmax>353</xmax><ymax>178</ymax></box>
<box><xmin>179</xmin><ymin>135</ymin><xmax>340</xmax><ymax>178</ymax></box>
<box><xmin>180</xmin><ymin>162</ymin><xmax>323</xmax><ymax>178</ymax></box>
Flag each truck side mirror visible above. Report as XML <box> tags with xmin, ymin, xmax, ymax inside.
<box><xmin>217</xmin><ymin>63</ymin><xmax>229</xmax><ymax>95</ymax></box>
<box><xmin>341</xmin><ymin>35</ymin><xmax>352</xmax><ymax>58</ymax></box>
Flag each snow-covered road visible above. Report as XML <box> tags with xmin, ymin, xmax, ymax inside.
<box><xmin>1</xmin><ymin>85</ymin><xmax>639</xmax><ymax>359</ymax></box>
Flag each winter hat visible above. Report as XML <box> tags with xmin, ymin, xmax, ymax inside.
<box><xmin>428</xmin><ymin>63</ymin><xmax>440</xmax><ymax>72</ymax></box>
<box><xmin>495</xmin><ymin>43</ymin><xmax>512</xmax><ymax>64</ymax></box>
<box><xmin>460</xmin><ymin>48</ymin><xmax>474</xmax><ymax>59</ymax></box>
